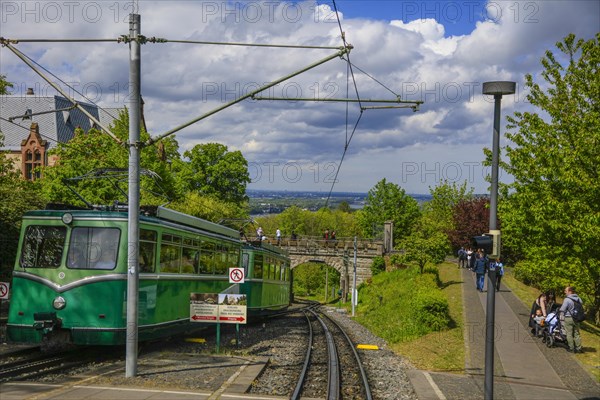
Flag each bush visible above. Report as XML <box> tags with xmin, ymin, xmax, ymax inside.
<box><xmin>355</xmin><ymin>265</ymin><xmax>451</xmax><ymax>343</ymax></box>
<box><xmin>371</xmin><ymin>256</ymin><xmax>386</xmax><ymax>276</ymax></box>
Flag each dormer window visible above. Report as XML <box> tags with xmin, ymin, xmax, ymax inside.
<box><xmin>22</xmin><ymin>109</ymin><xmax>32</xmax><ymax>120</ymax></box>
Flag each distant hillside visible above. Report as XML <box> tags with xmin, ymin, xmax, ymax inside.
<box><xmin>248</xmin><ymin>189</ymin><xmax>433</xmax><ymax>216</ymax></box>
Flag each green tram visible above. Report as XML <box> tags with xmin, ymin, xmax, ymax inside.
<box><xmin>7</xmin><ymin>205</ymin><xmax>291</xmax><ymax>346</ymax></box>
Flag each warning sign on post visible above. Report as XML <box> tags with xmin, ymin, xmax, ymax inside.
<box><xmin>229</xmin><ymin>267</ymin><xmax>245</xmax><ymax>284</ymax></box>
<box><xmin>0</xmin><ymin>282</ymin><xmax>9</xmax><ymax>300</ymax></box>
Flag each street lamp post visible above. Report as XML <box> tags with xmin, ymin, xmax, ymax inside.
<box><xmin>482</xmin><ymin>81</ymin><xmax>515</xmax><ymax>400</ymax></box>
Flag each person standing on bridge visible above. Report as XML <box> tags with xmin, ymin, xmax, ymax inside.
<box><xmin>276</xmin><ymin>228</ymin><xmax>281</xmax><ymax>245</ymax></box>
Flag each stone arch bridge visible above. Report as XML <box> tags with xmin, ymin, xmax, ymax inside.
<box><xmin>266</xmin><ymin>237</ymin><xmax>385</xmax><ymax>294</ymax></box>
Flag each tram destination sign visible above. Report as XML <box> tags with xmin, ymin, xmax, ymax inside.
<box><xmin>190</xmin><ymin>293</ymin><xmax>247</xmax><ymax>324</ymax></box>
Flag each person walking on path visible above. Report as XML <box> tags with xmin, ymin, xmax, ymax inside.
<box><xmin>560</xmin><ymin>286</ymin><xmax>584</xmax><ymax>353</ymax></box>
<box><xmin>494</xmin><ymin>258</ymin><xmax>504</xmax><ymax>291</ymax></box>
<box><xmin>457</xmin><ymin>246</ymin><xmax>467</xmax><ymax>268</ymax></box>
<box><xmin>474</xmin><ymin>249</ymin><xmax>488</xmax><ymax>292</ymax></box>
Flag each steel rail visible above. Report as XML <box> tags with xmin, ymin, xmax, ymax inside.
<box><xmin>290</xmin><ymin>310</ymin><xmax>314</xmax><ymax>400</ymax></box>
<box><xmin>309</xmin><ymin>309</ymin><xmax>341</xmax><ymax>400</ymax></box>
<box><xmin>321</xmin><ymin>311</ymin><xmax>373</xmax><ymax>400</ymax></box>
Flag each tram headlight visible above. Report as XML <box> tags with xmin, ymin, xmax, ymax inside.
<box><xmin>61</xmin><ymin>213</ymin><xmax>73</xmax><ymax>225</ymax></box>
<box><xmin>52</xmin><ymin>296</ymin><xmax>66</xmax><ymax>310</ymax></box>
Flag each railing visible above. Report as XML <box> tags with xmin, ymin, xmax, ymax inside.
<box><xmin>260</xmin><ymin>236</ymin><xmax>384</xmax><ymax>256</ymax></box>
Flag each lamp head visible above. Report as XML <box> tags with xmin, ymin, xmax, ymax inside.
<box><xmin>483</xmin><ymin>81</ymin><xmax>516</xmax><ymax>96</ymax></box>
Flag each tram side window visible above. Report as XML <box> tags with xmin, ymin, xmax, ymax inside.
<box><xmin>139</xmin><ymin>229</ymin><xmax>157</xmax><ymax>273</ymax></box>
<box><xmin>160</xmin><ymin>234</ymin><xmax>181</xmax><ymax>273</ymax></box>
<box><xmin>275</xmin><ymin>261</ymin><xmax>281</xmax><ymax>281</ymax></box>
<box><xmin>214</xmin><ymin>244</ymin><xmax>228</xmax><ymax>275</ymax></box>
<box><xmin>20</xmin><ymin>226</ymin><xmax>67</xmax><ymax>268</ymax></box>
<box><xmin>68</xmin><ymin>227</ymin><xmax>120</xmax><ymax>270</ymax></box>
<box><xmin>242</xmin><ymin>253</ymin><xmax>249</xmax><ymax>277</ymax></box>
<box><xmin>253</xmin><ymin>253</ymin><xmax>263</xmax><ymax>279</ymax></box>
<box><xmin>182</xmin><ymin>238</ymin><xmax>198</xmax><ymax>274</ymax></box>
<box><xmin>229</xmin><ymin>247</ymin><xmax>240</xmax><ymax>269</ymax></box>
<box><xmin>199</xmin><ymin>241</ymin><xmax>215</xmax><ymax>274</ymax></box>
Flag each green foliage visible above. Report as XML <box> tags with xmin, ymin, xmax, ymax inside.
<box><xmin>254</xmin><ymin>206</ymin><xmax>359</xmax><ymax>239</ymax></box>
<box><xmin>396</xmin><ymin>227</ymin><xmax>450</xmax><ymax>274</ymax></box>
<box><xmin>38</xmin><ymin>109</ymin><xmax>181</xmax><ymax>206</ymax></box>
<box><xmin>356</xmin><ymin>178</ymin><xmax>420</xmax><ymax>242</ymax></box>
<box><xmin>181</xmin><ymin>143</ymin><xmax>250</xmax><ymax>204</ymax></box>
<box><xmin>169</xmin><ymin>192</ymin><xmax>248</xmax><ymax>223</ymax></box>
<box><xmin>424</xmin><ymin>180</ymin><xmax>474</xmax><ymax>234</ymax></box>
<box><xmin>370</xmin><ymin>256</ymin><xmax>386</xmax><ymax>276</ymax></box>
<box><xmin>0</xmin><ymin>134</ymin><xmax>45</xmax><ymax>278</ymax></box>
<box><xmin>0</xmin><ymin>74</ymin><xmax>13</xmax><ymax>94</ymax></box>
<box><xmin>502</xmin><ymin>34</ymin><xmax>600</xmax><ymax>323</ymax></box>
<box><xmin>355</xmin><ymin>267</ymin><xmax>451</xmax><ymax>342</ymax></box>
<box><xmin>292</xmin><ymin>263</ymin><xmax>340</xmax><ymax>300</ymax></box>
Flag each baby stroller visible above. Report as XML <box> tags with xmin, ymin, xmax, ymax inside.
<box><xmin>541</xmin><ymin>311</ymin><xmax>568</xmax><ymax>348</ymax></box>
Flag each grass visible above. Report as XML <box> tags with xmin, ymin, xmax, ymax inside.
<box><xmin>503</xmin><ymin>268</ymin><xmax>600</xmax><ymax>382</ymax></box>
<box><xmin>389</xmin><ymin>261</ymin><xmax>465</xmax><ymax>372</ymax></box>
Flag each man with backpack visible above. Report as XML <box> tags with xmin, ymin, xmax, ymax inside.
<box><xmin>560</xmin><ymin>286</ymin><xmax>584</xmax><ymax>353</ymax></box>
<box><xmin>457</xmin><ymin>247</ymin><xmax>467</xmax><ymax>268</ymax></box>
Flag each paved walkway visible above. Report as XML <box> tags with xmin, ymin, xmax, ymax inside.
<box><xmin>409</xmin><ymin>268</ymin><xmax>600</xmax><ymax>400</ymax></box>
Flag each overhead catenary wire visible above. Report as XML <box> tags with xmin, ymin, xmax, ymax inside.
<box><xmin>2</xmin><ymin>9</ymin><xmax>422</xmax><ymax>214</ymax></box>
<box><xmin>323</xmin><ymin>0</ymin><xmax>364</xmax><ymax>207</ymax></box>
<box><xmin>1</xmin><ymin>40</ymin><xmax>122</xmax><ymax>144</ymax></box>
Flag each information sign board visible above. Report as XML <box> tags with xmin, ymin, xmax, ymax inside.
<box><xmin>218</xmin><ymin>293</ymin><xmax>247</xmax><ymax>324</ymax></box>
<box><xmin>190</xmin><ymin>293</ymin><xmax>218</xmax><ymax>322</ymax></box>
<box><xmin>190</xmin><ymin>292</ymin><xmax>247</xmax><ymax>324</ymax></box>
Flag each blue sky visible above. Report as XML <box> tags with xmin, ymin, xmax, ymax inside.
<box><xmin>1</xmin><ymin>1</ymin><xmax>599</xmax><ymax>194</ymax></box>
<box><xmin>329</xmin><ymin>0</ymin><xmax>486</xmax><ymax>36</ymax></box>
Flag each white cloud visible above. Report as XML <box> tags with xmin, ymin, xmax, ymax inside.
<box><xmin>1</xmin><ymin>0</ymin><xmax>598</xmax><ymax>193</ymax></box>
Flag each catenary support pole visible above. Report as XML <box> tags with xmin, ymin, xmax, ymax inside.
<box><xmin>125</xmin><ymin>13</ymin><xmax>141</xmax><ymax>378</ymax></box>
<box><xmin>352</xmin><ymin>236</ymin><xmax>357</xmax><ymax>317</ymax></box>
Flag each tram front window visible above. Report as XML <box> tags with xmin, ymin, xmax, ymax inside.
<box><xmin>68</xmin><ymin>227</ymin><xmax>120</xmax><ymax>270</ymax></box>
<box><xmin>20</xmin><ymin>225</ymin><xmax>67</xmax><ymax>268</ymax></box>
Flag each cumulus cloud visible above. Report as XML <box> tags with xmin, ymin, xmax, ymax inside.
<box><xmin>0</xmin><ymin>0</ymin><xmax>598</xmax><ymax>193</ymax></box>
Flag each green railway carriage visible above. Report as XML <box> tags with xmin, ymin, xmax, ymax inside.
<box><xmin>7</xmin><ymin>205</ymin><xmax>291</xmax><ymax>346</ymax></box>
<box><xmin>242</xmin><ymin>240</ymin><xmax>292</xmax><ymax>313</ymax></box>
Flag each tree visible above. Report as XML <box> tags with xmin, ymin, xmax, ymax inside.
<box><xmin>502</xmin><ymin>34</ymin><xmax>600</xmax><ymax>323</ymax></box>
<box><xmin>0</xmin><ymin>74</ymin><xmax>13</xmax><ymax>94</ymax></box>
<box><xmin>337</xmin><ymin>201</ymin><xmax>352</xmax><ymax>213</ymax></box>
<box><xmin>0</xmin><ymin>134</ymin><xmax>44</xmax><ymax>278</ymax></box>
<box><xmin>181</xmin><ymin>143</ymin><xmax>250</xmax><ymax>204</ymax></box>
<box><xmin>38</xmin><ymin>109</ymin><xmax>181</xmax><ymax>206</ymax></box>
<box><xmin>170</xmin><ymin>192</ymin><xmax>248</xmax><ymax>223</ymax></box>
<box><xmin>447</xmin><ymin>197</ymin><xmax>490</xmax><ymax>251</ymax></box>
<box><xmin>397</xmin><ymin>229</ymin><xmax>449</xmax><ymax>274</ymax></box>
<box><xmin>423</xmin><ymin>180</ymin><xmax>474</xmax><ymax>234</ymax></box>
<box><xmin>356</xmin><ymin>178</ymin><xmax>420</xmax><ymax>242</ymax></box>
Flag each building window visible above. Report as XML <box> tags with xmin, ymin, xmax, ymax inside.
<box><xmin>21</xmin><ymin>123</ymin><xmax>47</xmax><ymax>181</ymax></box>
<box><xmin>24</xmin><ymin>150</ymin><xmax>42</xmax><ymax>180</ymax></box>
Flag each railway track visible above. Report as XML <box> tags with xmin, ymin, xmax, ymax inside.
<box><xmin>0</xmin><ymin>346</ymin><xmax>123</xmax><ymax>382</ymax></box>
<box><xmin>292</xmin><ymin>306</ymin><xmax>372</xmax><ymax>400</ymax></box>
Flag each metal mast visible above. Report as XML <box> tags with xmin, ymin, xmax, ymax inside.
<box><xmin>125</xmin><ymin>13</ymin><xmax>141</xmax><ymax>378</ymax></box>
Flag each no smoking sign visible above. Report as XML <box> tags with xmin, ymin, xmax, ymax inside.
<box><xmin>229</xmin><ymin>268</ymin><xmax>245</xmax><ymax>284</ymax></box>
